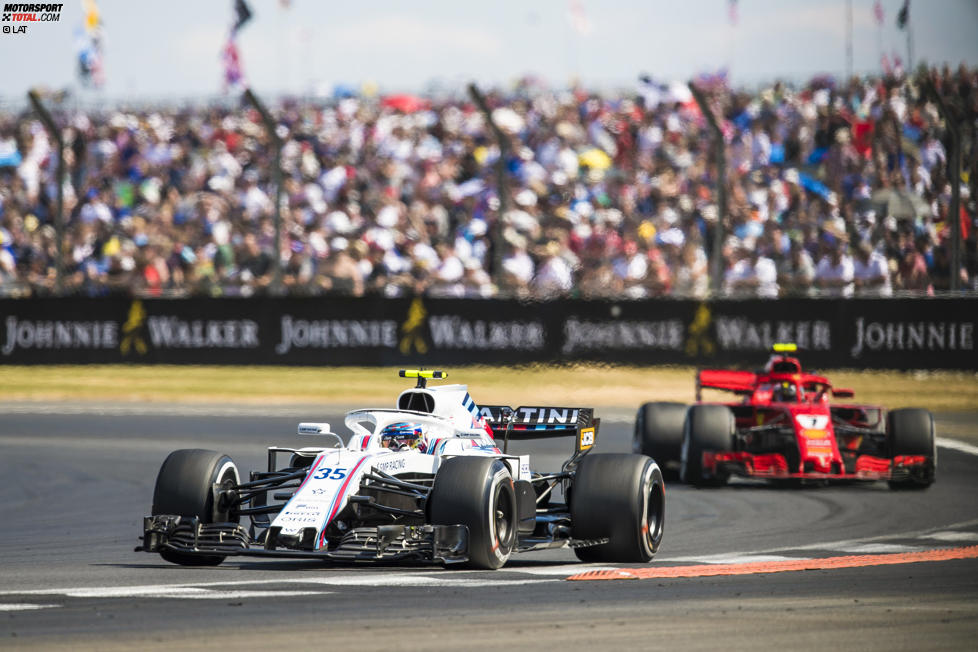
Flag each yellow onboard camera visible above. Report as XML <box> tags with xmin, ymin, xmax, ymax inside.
<box><xmin>399</xmin><ymin>369</ymin><xmax>447</xmax><ymax>388</ymax></box>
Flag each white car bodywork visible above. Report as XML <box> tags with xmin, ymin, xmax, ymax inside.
<box><xmin>268</xmin><ymin>383</ymin><xmax>529</xmax><ymax>549</ymax></box>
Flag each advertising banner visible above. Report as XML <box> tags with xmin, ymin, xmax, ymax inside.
<box><xmin>0</xmin><ymin>297</ymin><xmax>974</xmax><ymax>370</ymax></box>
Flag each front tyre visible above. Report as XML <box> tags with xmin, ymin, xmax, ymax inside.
<box><xmin>681</xmin><ymin>405</ymin><xmax>734</xmax><ymax>486</ymax></box>
<box><xmin>571</xmin><ymin>453</ymin><xmax>664</xmax><ymax>563</ymax></box>
<box><xmin>429</xmin><ymin>457</ymin><xmax>517</xmax><ymax>570</ymax></box>
<box><xmin>887</xmin><ymin>408</ymin><xmax>936</xmax><ymax>490</ymax></box>
<box><xmin>633</xmin><ymin>402</ymin><xmax>687</xmax><ymax>479</ymax></box>
<box><xmin>151</xmin><ymin>449</ymin><xmax>240</xmax><ymax>566</ymax></box>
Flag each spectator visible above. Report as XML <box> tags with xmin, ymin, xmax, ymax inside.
<box><xmin>853</xmin><ymin>241</ymin><xmax>893</xmax><ymax>297</ymax></box>
<box><xmin>814</xmin><ymin>241</ymin><xmax>855</xmax><ymax>297</ymax></box>
<box><xmin>532</xmin><ymin>241</ymin><xmax>574</xmax><ymax>297</ymax></box>
<box><xmin>672</xmin><ymin>241</ymin><xmax>709</xmax><ymax>298</ymax></box>
<box><xmin>724</xmin><ymin>242</ymin><xmax>778</xmax><ymax>298</ymax></box>
<box><xmin>500</xmin><ymin>231</ymin><xmax>534</xmax><ymax>296</ymax></box>
<box><xmin>612</xmin><ymin>239</ymin><xmax>649</xmax><ymax>298</ymax></box>
<box><xmin>0</xmin><ymin>64</ymin><xmax>973</xmax><ymax>299</ymax></box>
<box><xmin>896</xmin><ymin>244</ymin><xmax>932</xmax><ymax>295</ymax></box>
<box><xmin>929</xmin><ymin>243</ymin><xmax>968</xmax><ymax>291</ymax></box>
<box><xmin>778</xmin><ymin>238</ymin><xmax>816</xmax><ymax>297</ymax></box>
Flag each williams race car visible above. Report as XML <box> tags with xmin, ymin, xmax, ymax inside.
<box><xmin>139</xmin><ymin>370</ymin><xmax>664</xmax><ymax>569</ymax></box>
<box><xmin>633</xmin><ymin>344</ymin><xmax>936</xmax><ymax>489</ymax></box>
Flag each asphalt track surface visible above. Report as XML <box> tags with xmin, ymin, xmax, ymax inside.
<box><xmin>1</xmin><ymin>405</ymin><xmax>977</xmax><ymax>650</ymax></box>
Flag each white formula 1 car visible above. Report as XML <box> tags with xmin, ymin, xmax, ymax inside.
<box><xmin>139</xmin><ymin>370</ymin><xmax>664</xmax><ymax>569</ymax></box>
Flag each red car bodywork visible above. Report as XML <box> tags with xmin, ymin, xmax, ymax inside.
<box><xmin>695</xmin><ymin>354</ymin><xmax>928</xmax><ymax>482</ymax></box>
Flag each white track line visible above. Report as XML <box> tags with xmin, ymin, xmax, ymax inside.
<box><xmin>502</xmin><ymin>564</ymin><xmax>616</xmax><ymax>576</ymax></box>
<box><xmin>828</xmin><ymin>543</ymin><xmax>924</xmax><ymax>554</ymax></box>
<box><xmin>918</xmin><ymin>531</ymin><xmax>978</xmax><ymax>542</ymax></box>
<box><xmin>0</xmin><ymin>578</ymin><xmax>324</xmax><ymax>597</ymax></box>
<box><xmin>656</xmin><ymin>519</ymin><xmax>978</xmax><ymax>563</ymax></box>
<box><xmin>0</xmin><ymin>573</ymin><xmax>556</xmax><ymax>600</ymax></box>
<box><xmin>0</xmin><ymin>604</ymin><xmax>60</xmax><ymax>612</ymax></box>
<box><xmin>937</xmin><ymin>437</ymin><xmax>978</xmax><ymax>456</ymax></box>
<box><xmin>293</xmin><ymin>575</ymin><xmax>557</xmax><ymax>588</ymax></box>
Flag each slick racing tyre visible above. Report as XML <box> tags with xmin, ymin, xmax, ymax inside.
<box><xmin>571</xmin><ymin>453</ymin><xmax>664</xmax><ymax>563</ymax></box>
<box><xmin>151</xmin><ymin>449</ymin><xmax>240</xmax><ymax>566</ymax></box>
<box><xmin>429</xmin><ymin>457</ymin><xmax>517</xmax><ymax>570</ymax></box>
<box><xmin>887</xmin><ymin>408</ymin><xmax>936</xmax><ymax>490</ymax></box>
<box><xmin>681</xmin><ymin>405</ymin><xmax>734</xmax><ymax>486</ymax></box>
<box><xmin>633</xmin><ymin>401</ymin><xmax>687</xmax><ymax>479</ymax></box>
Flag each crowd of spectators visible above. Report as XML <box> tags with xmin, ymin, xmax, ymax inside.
<box><xmin>0</xmin><ymin>63</ymin><xmax>975</xmax><ymax>300</ymax></box>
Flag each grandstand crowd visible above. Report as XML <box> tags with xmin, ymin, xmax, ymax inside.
<box><xmin>0</xmin><ymin>63</ymin><xmax>975</xmax><ymax>299</ymax></box>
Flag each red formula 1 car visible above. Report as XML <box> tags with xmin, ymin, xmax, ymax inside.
<box><xmin>634</xmin><ymin>344</ymin><xmax>936</xmax><ymax>489</ymax></box>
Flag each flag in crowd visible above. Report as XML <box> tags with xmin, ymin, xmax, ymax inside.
<box><xmin>76</xmin><ymin>0</ymin><xmax>104</xmax><ymax>88</ymax></box>
<box><xmin>873</xmin><ymin>0</ymin><xmax>884</xmax><ymax>26</ymax></box>
<box><xmin>728</xmin><ymin>0</ymin><xmax>738</xmax><ymax>26</ymax></box>
<box><xmin>232</xmin><ymin>0</ymin><xmax>253</xmax><ymax>34</ymax></box>
<box><xmin>566</xmin><ymin>1</ymin><xmax>592</xmax><ymax>37</ymax></box>
<box><xmin>896</xmin><ymin>0</ymin><xmax>910</xmax><ymax>30</ymax></box>
<box><xmin>223</xmin><ymin>0</ymin><xmax>253</xmax><ymax>91</ymax></box>
<box><xmin>222</xmin><ymin>38</ymin><xmax>245</xmax><ymax>90</ymax></box>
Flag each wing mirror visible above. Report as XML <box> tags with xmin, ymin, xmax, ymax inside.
<box><xmin>831</xmin><ymin>388</ymin><xmax>854</xmax><ymax>398</ymax></box>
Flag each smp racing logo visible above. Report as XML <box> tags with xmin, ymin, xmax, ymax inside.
<box><xmin>2</xmin><ymin>3</ymin><xmax>62</xmax><ymax>34</ymax></box>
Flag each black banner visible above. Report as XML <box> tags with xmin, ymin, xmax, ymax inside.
<box><xmin>0</xmin><ymin>296</ymin><xmax>974</xmax><ymax>370</ymax></box>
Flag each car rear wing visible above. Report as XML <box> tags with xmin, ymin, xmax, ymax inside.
<box><xmin>479</xmin><ymin>405</ymin><xmax>598</xmax><ymax>455</ymax></box>
<box><xmin>696</xmin><ymin>369</ymin><xmax>758</xmax><ymax>401</ymax></box>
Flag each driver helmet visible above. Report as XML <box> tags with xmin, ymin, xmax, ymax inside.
<box><xmin>773</xmin><ymin>381</ymin><xmax>798</xmax><ymax>403</ymax></box>
<box><xmin>379</xmin><ymin>422</ymin><xmax>425</xmax><ymax>450</ymax></box>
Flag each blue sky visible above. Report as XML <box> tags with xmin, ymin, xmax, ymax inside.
<box><xmin>1</xmin><ymin>0</ymin><xmax>976</xmax><ymax>100</ymax></box>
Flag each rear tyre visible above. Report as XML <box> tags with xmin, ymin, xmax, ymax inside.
<box><xmin>429</xmin><ymin>457</ymin><xmax>517</xmax><ymax>570</ymax></box>
<box><xmin>680</xmin><ymin>405</ymin><xmax>734</xmax><ymax>486</ymax></box>
<box><xmin>151</xmin><ymin>449</ymin><xmax>240</xmax><ymax>566</ymax></box>
<box><xmin>633</xmin><ymin>402</ymin><xmax>687</xmax><ymax>480</ymax></box>
<box><xmin>887</xmin><ymin>408</ymin><xmax>936</xmax><ymax>490</ymax></box>
<box><xmin>571</xmin><ymin>453</ymin><xmax>664</xmax><ymax>563</ymax></box>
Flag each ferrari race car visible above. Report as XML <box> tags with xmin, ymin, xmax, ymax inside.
<box><xmin>633</xmin><ymin>344</ymin><xmax>936</xmax><ymax>489</ymax></box>
<box><xmin>139</xmin><ymin>370</ymin><xmax>664</xmax><ymax>569</ymax></box>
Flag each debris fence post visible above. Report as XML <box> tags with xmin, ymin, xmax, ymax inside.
<box><xmin>27</xmin><ymin>90</ymin><xmax>65</xmax><ymax>296</ymax></box>
<box><xmin>243</xmin><ymin>88</ymin><xmax>284</xmax><ymax>295</ymax></box>
<box><xmin>920</xmin><ymin>76</ymin><xmax>963</xmax><ymax>292</ymax></box>
<box><xmin>467</xmin><ymin>82</ymin><xmax>508</xmax><ymax>289</ymax></box>
<box><xmin>688</xmin><ymin>82</ymin><xmax>726</xmax><ymax>296</ymax></box>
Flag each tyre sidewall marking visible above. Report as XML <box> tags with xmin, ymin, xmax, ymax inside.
<box><xmin>638</xmin><ymin>461</ymin><xmax>657</xmax><ymax>557</ymax></box>
<box><xmin>213</xmin><ymin>459</ymin><xmax>239</xmax><ymax>521</ymax></box>
<box><xmin>215</xmin><ymin>460</ymin><xmax>240</xmax><ymax>486</ymax></box>
<box><xmin>487</xmin><ymin>465</ymin><xmax>512</xmax><ymax>564</ymax></box>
